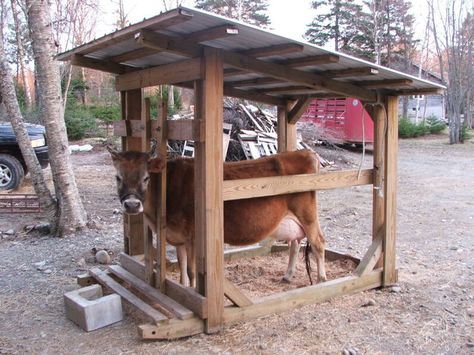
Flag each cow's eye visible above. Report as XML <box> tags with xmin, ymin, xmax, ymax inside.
<box><xmin>115</xmin><ymin>175</ymin><xmax>122</xmax><ymax>182</ymax></box>
<box><xmin>143</xmin><ymin>176</ymin><xmax>150</xmax><ymax>183</ymax></box>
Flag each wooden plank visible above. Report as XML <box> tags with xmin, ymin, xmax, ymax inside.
<box><xmin>372</xmin><ymin>104</ymin><xmax>385</xmax><ymax>269</ymax></box>
<box><xmin>108</xmin><ymin>265</ymin><xmax>193</xmax><ymax>320</ymax></box>
<box><xmin>223</xmin><ymin>271</ymin><xmax>383</xmax><ymax>325</ymax></box>
<box><xmin>123</xmin><ymin>89</ymin><xmax>144</xmax><ymax>256</ymax></box>
<box><xmin>358</xmin><ymin>79</ymin><xmax>413</xmax><ymax>89</ymax></box>
<box><xmin>165</xmin><ymin>278</ymin><xmax>208</xmax><ymax>319</ymax></box>
<box><xmin>195</xmin><ymin>47</ymin><xmax>225</xmax><ymax>333</ymax></box>
<box><xmin>279</xmin><ymin>54</ymin><xmax>340</xmax><ymax>68</ymax></box>
<box><xmin>77</xmin><ymin>273</ymin><xmax>96</xmax><ymax>287</ymax></box>
<box><xmin>223</xmin><ymin>169</ymin><xmax>374</xmax><ymax>201</ymax></box>
<box><xmin>288</xmin><ymin>96</ymin><xmax>312</xmax><ymax>124</ymax></box>
<box><xmin>227</xmin><ymin>77</ymin><xmax>281</xmax><ymax>87</ymax></box>
<box><xmin>156</xmin><ymin>98</ymin><xmax>168</xmax><ymax>291</ymax></box>
<box><xmin>89</xmin><ymin>268</ymin><xmax>168</xmax><ymax>324</ymax></box>
<box><xmin>224</xmin><ymin>278</ymin><xmax>253</xmax><ymax>307</ymax></box>
<box><xmin>277</xmin><ymin>105</ymin><xmax>287</xmax><ymax>152</ymax></box>
<box><xmin>355</xmin><ymin>236</ymin><xmax>383</xmax><ymax>276</ymax></box>
<box><xmin>113</xmin><ymin>120</ymin><xmax>143</xmax><ymax>137</ymax></box>
<box><xmin>224</xmin><ymin>245</ymin><xmax>271</xmax><ymax>262</ymax></box>
<box><xmin>57</xmin><ymin>8</ymin><xmax>193</xmax><ymax>60</ymax></box>
<box><xmin>135</xmin><ymin>29</ymin><xmax>202</xmax><ymax>58</ymax></box>
<box><xmin>115</xmin><ymin>57</ymin><xmax>202</xmax><ymax>91</ymax></box>
<box><xmin>138</xmin><ymin>317</ymin><xmax>205</xmax><ymax>340</ymax></box>
<box><xmin>221</xmin><ymin>49</ymin><xmax>377</xmax><ymax>102</ymax></box>
<box><xmin>71</xmin><ymin>54</ymin><xmax>129</xmax><ymax>74</ymax></box>
<box><xmin>323</xmin><ymin>67</ymin><xmax>379</xmax><ymax>78</ymax></box>
<box><xmin>119</xmin><ymin>252</ymin><xmax>149</xmax><ymax>281</ymax></box>
<box><xmin>166</xmin><ymin>119</ymin><xmax>204</xmax><ymax>141</ymax></box>
<box><xmin>383</xmin><ymin>96</ymin><xmax>399</xmax><ymax>286</ymax></box>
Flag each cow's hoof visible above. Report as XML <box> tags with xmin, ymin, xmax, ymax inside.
<box><xmin>281</xmin><ymin>277</ymin><xmax>291</xmax><ymax>284</ymax></box>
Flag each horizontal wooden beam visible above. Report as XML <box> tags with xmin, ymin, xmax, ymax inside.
<box><xmin>221</xmin><ymin>50</ymin><xmax>377</xmax><ymax>101</ymax></box>
<box><xmin>223</xmin><ymin>169</ymin><xmax>374</xmax><ymax>201</ymax></box>
<box><xmin>115</xmin><ymin>57</ymin><xmax>201</xmax><ymax>91</ymax></box>
<box><xmin>223</xmin><ymin>270</ymin><xmax>383</xmax><ymax>325</ymax></box>
<box><xmin>139</xmin><ymin>317</ymin><xmax>205</xmax><ymax>339</ymax></box>
<box><xmin>136</xmin><ymin>30</ymin><xmax>202</xmax><ymax>58</ymax></box>
<box><xmin>227</xmin><ymin>77</ymin><xmax>281</xmax><ymax>87</ymax></box>
<box><xmin>114</xmin><ymin>119</ymin><xmax>204</xmax><ymax>141</ymax></box>
<box><xmin>257</xmin><ymin>85</ymin><xmax>315</xmax><ymax>94</ymax></box>
<box><xmin>392</xmin><ymin>88</ymin><xmax>445</xmax><ymax>96</ymax></box>
<box><xmin>57</xmin><ymin>8</ymin><xmax>193</xmax><ymax>60</ymax></box>
<box><xmin>71</xmin><ymin>54</ymin><xmax>129</xmax><ymax>74</ymax></box>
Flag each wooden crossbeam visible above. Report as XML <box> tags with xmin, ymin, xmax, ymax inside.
<box><xmin>278</xmin><ymin>54</ymin><xmax>340</xmax><ymax>67</ymax></box>
<box><xmin>71</xmin><ymin>54</ymin><xmax>130</xmax><ymax>74</ymax></box>
<box><xmin>223</xmin><ymin>169</ymin><xmax>374</xmax><ymax>201</ymax></box>
<box><xmin>139</xmin><ymin>318</ymin><xmax>205</xmax><ymax>340</ymax></box>
<box><xmin>224</xmin><ymin>86</ymin><xmax>287</xmax><ymax>107</ymax></box>
<box><xmin>288</xmin><ymin>96</ymin><xmax>313</xmax><ymax>123</ymax></box>
<box><xmin>257</xmin><ymin>85</ymin><xmax>315</xmax><ymax>94</ymax></box>
<box><xmin>89</xmin><ymin>268</ymin><xmax>169</xmax><ymax>324</ymax></box>
<box><xmin>115</xmin><ymin>57</ymin><xmax>202</xmax><ymax>91</ymax></box>
<box><xmin>392</xmin><ymin>88</ymin><xmax>444</xmax><ymax>96</ymax></box>
<box><xmin>136</xmin><ymin>29</ymin><xmax>202</xmax><ymax>57</ymax></box>
<box><xmin>57</xmin><ymin>8</ymin><xmax>193</xmax><ymax>60</ymax></box>
<box><xmin>227</xmin><ymin>77</ymin><xmax>281</xmax><ymax>87</ymax></box>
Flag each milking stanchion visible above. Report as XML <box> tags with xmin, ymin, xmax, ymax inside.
<box><xmin>58</xmin><ymin>7</ymin><xmax>445</xmax><ymax>339</ymax></box>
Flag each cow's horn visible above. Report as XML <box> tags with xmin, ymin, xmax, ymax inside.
<box><xmin>106</xmin><ymin>145</ymin><xmax>121</xmax><ymax>159</ymax></box>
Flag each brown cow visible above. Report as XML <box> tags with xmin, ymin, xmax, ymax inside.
<box><xmin>108</xmin><ymin>147</ymin><xmax>327</xmax><ymax>287</ymax></box>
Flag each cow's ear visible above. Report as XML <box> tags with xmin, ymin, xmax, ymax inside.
<box><xmin>148</xmin><ymin>157</ymin><xmax>165</xmax><ymax>173</ymax></box>
<box><xmin>106</xmin><ymin>145</ymin><xmax>122</xmax><ymax>161</ymax></box>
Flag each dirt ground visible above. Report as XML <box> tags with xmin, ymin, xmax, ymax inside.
<box><xmin>0</xmin><ymin>133</ymin><xmax>473</xmax><ymax>354</ymax></box>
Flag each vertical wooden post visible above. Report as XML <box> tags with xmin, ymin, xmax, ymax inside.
<box><xmin>122</xmin><ymin>89</ymin><xmax>144</xmax><ymax>256</ymax></box>
<box><xmin>141</xmin><ymin>98</ymin><xmax>155</xmax><ymax>286</ymax></box>
<box><xmin>372</xmin><ymin>103</ymin><xmax>385</xmax><ymax>269</ymax></box>
<box><xmin>194</xmin><ymin>48</ymin><xmax>224</xmax><ymax>333</ymax></box>
<box><xmin>383</xmin><ymin>96</ymin><xmax>398</xmax><ymax>285</ymax></box>
<box><xmin>156</xmin><ymin>99</ymin><xmax>168</xmax><ymax>291</ymax></box>
<box><xmin>286</xmin><ymin>102</ymin><xmax>297</xmax><ymax>151</ymax></box>
<box><xmin>277</xmin><ymin>105</ymin><xmax>287</xmax><ymax>153</ymax></box>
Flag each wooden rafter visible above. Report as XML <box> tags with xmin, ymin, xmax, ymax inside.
<box><xmin>108</xmin><ymin>47</ymin><xmax>158</xmax><ymax>63</ymax></box>
<box><xmin>71</xmin><ymin>54</ymin><xmax>130</xmax><ymax>74</ymax></box>
<box><xmin>256</xmin><ymin>85</ymin><xmax>315</xmax><ymax>94</ymax></box>
<box><xmin>358</xmin><ymin>79</ymin><xmax>413</xmax><ymax>89</ymax></box>
<box><xmin>277</xmin><ymin>54</ymin><xmax>340</xmax><ymax>67</ymax></box>
<box><xmin>57</xmin><ymin>8</ymin><xmax>193</xmax><ymax>60</ymax></box>
<box><xmin>226</xmin><ymin>77</ymin><xmax>282</xmax><ymax>87</ymax></box>
<box><xmin>322</xmin><ymin>67</ymin><xmax>379</xmax><ymax>78</ymax></box>
<box><xmin>240</xmin><ymin>43</ymin><xmax>304</xmax><ymax>57</ymax></box>
<box><xmin>224</xmin><ymin>86</ymin><xmax>287</xmax><ymax>107</ymax></box>
<box><xmin>184</xmin><ymin>25</ymin><xmax>239</xmax><ymax>43</ymax></box>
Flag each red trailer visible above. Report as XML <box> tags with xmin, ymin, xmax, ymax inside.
<box><xmin>301</xmin><ymin>98</ymin><xmax>374</xmax><ymax>145</ymax></box>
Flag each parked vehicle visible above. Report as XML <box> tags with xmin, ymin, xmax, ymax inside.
<box><xmin>0</xmin><ymin>122</ymin><xmax>49</xmax><ymax>190</ymax></box>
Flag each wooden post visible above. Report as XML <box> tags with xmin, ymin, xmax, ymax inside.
<box><xmin>383</xmin><ymin>96</ymin><xmax>398</xmax><ymax>285</ymax></box>
<box><xmin>372</xmin><ymin>103</ymin><xmax>385</xmax><ymax>268</ymax></box>
<box><xmin>122</xmin><ymin>89</ymin><xmax>144</xmax><ymax>256</ymax></box>
<box><xmin>286</xmin><ymin>101</ymin><xmax>297</xmax><ymax>151</ymax></box>
<box><xmin>194</xmin><ymin>47</ymin><xmax>225</xmax><ymax>333</ymax></box>
<box><xmin>277</xmin><ymin>105</ymin><xmax>287</xmax><ymax>153</ymax></box>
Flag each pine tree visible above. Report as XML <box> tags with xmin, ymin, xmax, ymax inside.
<box><xmin>305</xmin><ymin>0</ymin><xmax>364</xmax><ymax>54</ymax></box>
<box><xmin>195</xmin><ymin>0</ymin><xmax>270</xmax><ymax>28</ymax></box>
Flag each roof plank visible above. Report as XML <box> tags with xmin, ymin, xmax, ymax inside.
<box><xmin>71</xmin><ymin>54</ymin><xmax>129</xmax><ymax>74</ymax></box>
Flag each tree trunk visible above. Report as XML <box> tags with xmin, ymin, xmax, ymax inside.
<box><xmin>0</xmin><ymin>29</ymin><xmax>58</xmax><ymax>229</ymax></box>
<box><xmin>25</xmin><ymin>0</ymin><xmax>87</xmax><ymax>236</ymax></box>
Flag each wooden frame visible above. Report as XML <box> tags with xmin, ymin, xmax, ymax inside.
<box><xmin>62</xmin><ymin>9</ymin><xmax>413</xmax><ymax>340</ymax></box>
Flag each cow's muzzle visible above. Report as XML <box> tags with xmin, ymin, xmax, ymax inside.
<box><xmin>121</xmin><ymin>195</ymin><xmax>143</xmax><ymax>215</ymax></box>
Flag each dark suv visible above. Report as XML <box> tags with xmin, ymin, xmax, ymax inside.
<box><xmin>0</xmin><ymin>122</ymin><xmax>49</xmax><ymax>190</ymax></box>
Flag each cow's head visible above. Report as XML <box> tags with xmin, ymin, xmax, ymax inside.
<box><xmin>107</xmin><ymin>144</ymin><xmax>165</xmax><ymax>215</ymax></box>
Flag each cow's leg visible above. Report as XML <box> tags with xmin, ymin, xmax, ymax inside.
<box><xmin>306</xmin><ymin>221</ymin><xmax>327</xmax><ymax>282</ymax></box>
<box><xmin>176</xmin><ymin>244</ymin><xmax>189</xmax><ymax>286</ymax></box>
<box><xmin>282</xmin><ymin>239</ymin><xmax>301</xmax><ymax>283</ymax></box>
<box><xmin>185</xmin><ymin>242</ymin><xmax>196</xmax><ymax>288</ymax></box>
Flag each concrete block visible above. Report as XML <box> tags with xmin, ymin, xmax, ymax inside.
<box><xmin>64</xmin><ymin>284</ymin><xmax>123</xmax><ymax>332</ymax></box>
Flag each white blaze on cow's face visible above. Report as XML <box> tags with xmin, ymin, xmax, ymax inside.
<box><xmin>107</xmin><ymin>148</ymin><xmax>154</xmax><ymax>215</ymax></box>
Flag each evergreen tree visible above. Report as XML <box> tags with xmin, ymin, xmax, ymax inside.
<box><xmin>195</xmin><ymin>0</ymin><xmax>270</xmax><ymax>28</ymax></box>
<box><xmin>305</xmin><ymin>0</ymin><xmax>365</xmax><ymax>54</ymax></box>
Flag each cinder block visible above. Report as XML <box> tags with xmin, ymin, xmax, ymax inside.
<box><xmin>64</xmin><ymin>284</ymin><xmax>123</xmax><ymax>331</ymax></box>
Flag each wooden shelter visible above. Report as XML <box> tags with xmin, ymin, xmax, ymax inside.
<box><xmin>58</xmin><ymin>7</ymin><xmax>445</xmax><ymax>339</ymax></box>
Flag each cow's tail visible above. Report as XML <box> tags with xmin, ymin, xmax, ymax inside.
<box><xmin>304</xmin><ymin>241</ymin><xmax>314</xmax><ymax>285</ymax></box>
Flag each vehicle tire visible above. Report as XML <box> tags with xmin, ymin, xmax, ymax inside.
<box><xmin>0</xmin><ymin>154</ymin><xmax>25</xmax><ymax>190</ymax></box>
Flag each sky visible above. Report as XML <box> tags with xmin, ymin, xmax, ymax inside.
<box><xmin>97</xmin><ymin>0</ymin><xmax>428</xmax><ymax>44</ymax></box>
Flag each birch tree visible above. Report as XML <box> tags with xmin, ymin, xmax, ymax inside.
<box><xmin>25</xmin><ymin>0</ymin><xmax>87</xmax><ymax>234</ymax></box>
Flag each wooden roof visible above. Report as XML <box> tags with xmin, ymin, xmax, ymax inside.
<box><xmin>57</xmin><ymin>7</ymin><xmax>445</xmax><ymax>105</ymax></box>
